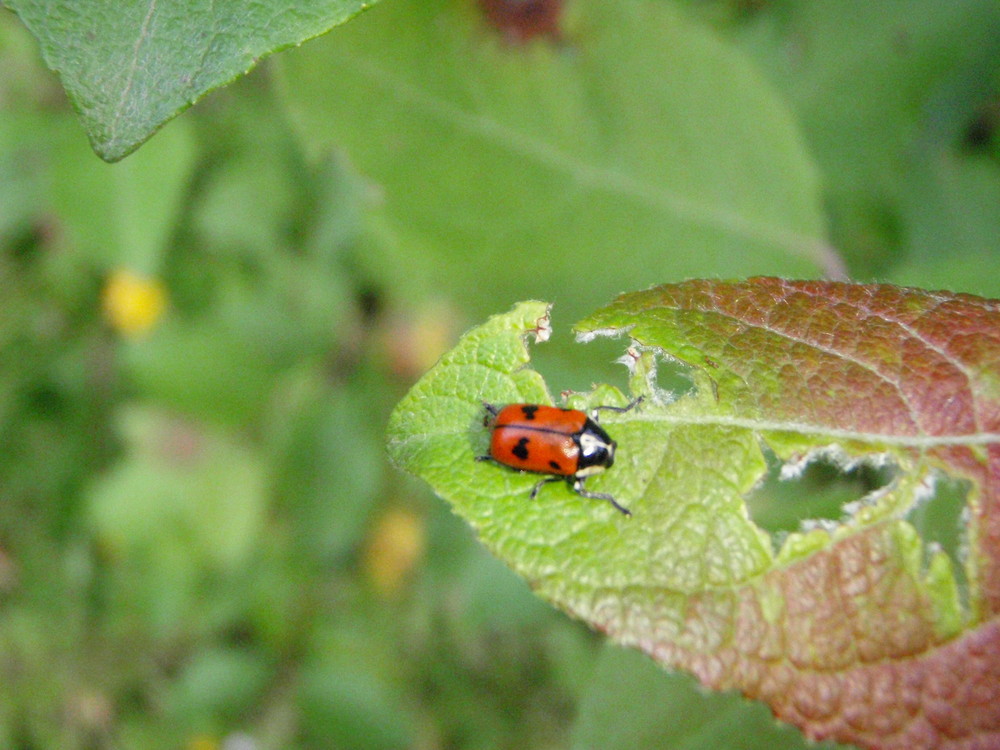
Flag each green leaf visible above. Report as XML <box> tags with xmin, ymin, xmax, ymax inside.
<box><xmin>733</xmin><ymin>1</ymin><xmax>1000</xmax><ymax>277</ymax></box>
<box><xmin>0</xmin><ymin>114</ymin><xmax>45</xmax><ymax>241</ymax></box>
<box><xmin>4</xmin><ymin>0</ymin><xmax>376</xmax><ymax>161</ymax></box>
<box><xmin>48</xmin><ymin>113</ymin><xmax>195</xmax><ymax>272</ymax></box>
<box><xmin>387</xmin><ymin>279</ymin><xmax>1000</xmax><ymax>750</ymax></box>
<box><xmin>166</xmin><ymin>646</ymin><xmax>272</xmax><ymax>725</ymax></box>
<box><xmin>299</xmin><ymin>635</ymin><xmax>414</xmax><ymax>750</ymax></box>
<box><xmin>278</xmin><ymin>0</ymin><xmax>829</xmax><ymax>322</ymax></box>
<box><xmin>88</xmin><ymin>407</ymin><xmax>268</xmax><ymax>586</ymax></box>
<box><xmin>269</xmin><ymin>375</ymin><xmax>383</xmax><ymax>564</ymax></box>
<box><xmin>737</xmin><ymin>1</ymin><xmax>1000</xmax><ymax>199</ymax></box>
<box><xmin>892</xmin><ymin>152</ymin><xmax>1000</xmax><ymax>298</ymax></box>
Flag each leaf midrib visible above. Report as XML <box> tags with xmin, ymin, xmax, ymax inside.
<box><xmin>323</xmin><ymin>46</ymin><xmax>827</xmax><ymax>264</ymax></box>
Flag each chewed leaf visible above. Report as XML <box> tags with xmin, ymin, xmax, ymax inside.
<box><xmin>387</xmin><ymin>280</ymin><xmax>1000</xmax><ymax>750</ymax></box>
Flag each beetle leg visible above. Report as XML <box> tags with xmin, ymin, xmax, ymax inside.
<box><xmin>476</xmin><ymin>455</ymin><xmax>498</xmax><ymax>464</ymax></box>
<box><xmin>572</xmin><ymin>478</ymin><xmax>631</xmax><ymax>516</ymax></box>
<box><xmin>529</xmin><ymin>475</ymin><xmax>562</xmax><ymax>500</ymax></box>
<box><xmin>590</xmin><ymin>395</ymin><xmax>643</xmax><ymax>422</ymax></box>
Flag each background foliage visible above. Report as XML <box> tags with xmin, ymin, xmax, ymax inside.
<box><xmin>0</xmin><ymin>0</ymin><xmax>998</xmax><ymax>748</ymax></box>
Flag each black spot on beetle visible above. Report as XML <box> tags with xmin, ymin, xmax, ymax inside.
<box><xmin>548</xmin><ymin>460</ymin><xmax>561</xmax><ymax>471</ymax></box>
<box><xmin>512</xmin><ymin>437</ymin><xmax>530</xmax><ymax>460</ymax></box>
<box><xmin>520</xmin><ymin>405</ymin><xmax>539</xmax><ymax>420</ymax></box>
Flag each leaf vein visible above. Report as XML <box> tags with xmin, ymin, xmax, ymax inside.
<box><xmin>111</xmin><ymin>0</ymin><xmax>159</xmax><ymax>142</ymax></box>
<box><xmin>331</xmin><ymin>49</ymin><xmax>826</xmax><ymax>264</ymax></box>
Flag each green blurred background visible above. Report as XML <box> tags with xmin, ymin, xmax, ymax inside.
<box><xmin>1</xmin><ymin>0</ymin><xmax>998</xmax><ymax>747</ymax></box>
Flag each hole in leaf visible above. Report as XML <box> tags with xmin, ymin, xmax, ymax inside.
<box><xmin>746</xmin><ymin>446</ymin><xmax>897</xmax><ymax>536</ymax></box>
<box><xmin>652</xmin><ymin>359</ymin><xmax>699</xmax><ymax>402</ymax></box>
<box><xmin>906</xmin><ymin>472</ymin><xmax>970</xmax><ymax>592</ymax></box>
<box><xmin>532</xmin><ymin>330</ymin><xmax>628</xmax><ymax>396</ymax></box>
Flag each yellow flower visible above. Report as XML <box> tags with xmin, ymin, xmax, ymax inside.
<box><xmin>102</xmin><ymin>269</ymin><xmax>167</xmax><ymax>337</ymax></box>
<box><xmin>364</xmin><ymin>507</ymin><xmax>425</xmax><ymax>597</ymax></box>
<box><xmin>185</xmin><ymin>735</ymin><xmax>219</xmax><ymax>750</ymax></box>
<box><xmin>381</xmin><ymin>302</ymin><xmax>457</xmax><ymax>381</ymax></box>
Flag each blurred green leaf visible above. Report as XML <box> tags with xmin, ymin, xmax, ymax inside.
<box><xmin>121</xmin><ymin>318</ymin><xmax>280</xmax><ymax>425</ymax></box>
<box><xmin>734</xmin><ymin>0</ymin><xmax>1000</xmax><ymax>276</ymax></box>
<box><xmin>123</xmin><ymin>244</ymin><xmax>352</xmax><ymax>426</ymax></box>
<box><xmin>0</xmin><ymin>11</ymin><xmax>64</xmax><ymax>109</ymax></box>
<box><xmin>167</xmin><ymin>646</ymin><xmax>272</xmax><ymax>725</ymax></box>
<box><xmin>457</xmin><ymin>548</ymin><xmax>554</xmax><ymax>631</ymax></box>
<box><xmin>278</xmin><ymin>0</ymin><xmax>829</xmax><ymax>323</ymax></box>
<box><xmin>4</xmin><ymin>0</ymin><xmax>378</xmax><ymax>161</ymax></box>
<box><xmin>299</xmin><ymin>636</ymin><xmax>414</xmax><ymax>750</ymax></box>
<box><xmin>121</xmin><ymin>117</ymin><xmax>358</xmax><ymax>424</ymax></box>
<box><xmin>738</xmin><ymin>0</ymin><xmax>999</xmax><ymax>195</ymax></box>
<box><xmin>89</xmin><ymin>407</ymin><xmax>268</xmax><ymax>568</ymax></box>
<box><xmin>87</xmin><ymin>407</ymin><xmax>268</xmax><ymax>632</ymax></box>
<box><xmin>572</xmin><ymin>646</ymin><xmax>851</xmax><ymax>750</ymax></box>
<box><xmin>892</xmin><ymin>152</ymin><xmax>1000</xmax><ymax>297</ymax></box>
<box><xmin>47</xmin><ymin>115</ymin><xmax>196</xmax><ymax>273</ymax></box>
<box><xmin>0</xmin><ymin>114</ymin><xmax>45</xmax><ymax>241</ymax></box>
<box><xmin>193</xmin><ymin>147</ymin><xmax>297</xmax><ymax>258</ymax></box>
<box><xmin>269</xmin><ymin>374</ymin><xmax>382</xmax><ymax>564</ymax></box>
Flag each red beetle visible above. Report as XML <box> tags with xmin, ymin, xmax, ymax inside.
<box><xmin>477</xmin><ymin>398</ymin><xmax>641</xmax><ymax>516</ymax></box>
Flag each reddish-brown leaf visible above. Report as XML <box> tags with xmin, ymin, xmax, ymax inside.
<box><xmin>577</xmin><ymin>279</ymin><xmax>1000</xmax><ymax>749</ymax></box>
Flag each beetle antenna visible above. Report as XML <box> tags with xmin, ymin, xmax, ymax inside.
<box><xmin>591</xmin><ymin>395</ymin><xmax>643</xmax><ymax>421</ymax></box>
